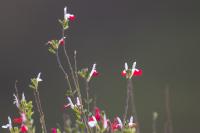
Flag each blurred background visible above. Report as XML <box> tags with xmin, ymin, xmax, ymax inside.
<box><xmin>0</xmin><ymin>0</ymin><xmax>200</xmax><ymax>132</ymax></box>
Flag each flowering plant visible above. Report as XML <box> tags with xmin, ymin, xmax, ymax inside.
<box><xmin>1</xmin><ymin>6</ymin><xmax>162</xmax><ymax>133</ymax></box>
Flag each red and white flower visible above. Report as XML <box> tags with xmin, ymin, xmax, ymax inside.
<box><xmin>58</xmin><ymin>37</ymin><xmax>66</xmax><ymax>46</ymax></box>
<box><xmin>64</xmin><ymin>7</ymin><xmax>75</xmax><ymax>21</ymax></box>
<box><xmin>86</xmin><ymin>64</ymin><xmax>99</xmax><ymax>82</ymax></box>
<box><xmin>128</xmin><ymin>116</ymin><xmax>137</xmax><ymax>128</ymax></box>
<box><xmin>112</xmin><ymin>117</ymin><xmax>123</xmax><ymax>130</ymax></box>
<box><xmin>121</xmin><ymin>61</ymin><xmax>142</xmax><ymax>79</ymax></box>
<box><xmin>88</xmin><ymin>116</ymin><xmax>97</xmax><ymax>128</ymax></box>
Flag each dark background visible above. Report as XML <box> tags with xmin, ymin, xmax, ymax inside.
<box><xmin>0</xmin><ymin>0</ymin><xmax>200</xmax><ymax>132</ymax></box>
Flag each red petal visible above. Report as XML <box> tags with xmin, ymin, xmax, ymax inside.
<box><xmin>51</xmin><ymin>128</ymin><xmax>57</xmax><ymax>133</ymax></box>
<box><xmin>13</xmin><ymin>117</ymin><xmax>22</xmax><ymax>124</ymax></box>
<box><xmin>59</xmin><ymin>39</ymin><xmax>64</xmax><ymax>46</ymax></box>
<box><xmin>95</xmin><ymin>107</ymin><xmax>101</xmax><ymax>121</ymax></box>
<box><xmin>89</xmin><ymin>116</ymin><xmax>94</xmax><ymax>122</ymax></box>
<box><xmin>133</xmin><ymin>69</ymin><xmax>142</xmax><ymax>76</ymax></box>
<box><xmin>121</xmin><ymin>70</ymin><xmax>126</xmax><ymax>77</ymax></box>
<box><xmin>92</xmin><ymin>70</ymin><xmax>99</xmax><ymax>77</ymax></box>
<box><xmin>69</xmin><ymin>15</ymin><xmax>75</xmax><ymax>21</ymax></box>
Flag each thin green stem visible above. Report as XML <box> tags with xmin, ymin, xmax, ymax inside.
<box><xmin>85</xmin><ymin>81</ymin><xmax>90</xmax><ymax>112</ymax></box>
<box><xmin>62</xmin><ymin>30</ymin><xmax>79</xmax><ymax>93</ymax></box>
<box><xmin>129</xmin><ymin>79</ymin><xmax>140</xmax><ymax>133</ymax></box>
<box><xmin>123</xmin><ymin>79</ymin><xmax>130</xmax><ymax>123</ymax></box>
<box><xmin>56</xmin><ymin>48</ymin><xmax>73</xmax><ymax>96</ymax></box>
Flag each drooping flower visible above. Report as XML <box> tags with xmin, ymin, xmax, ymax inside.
<box><xmin>112</xmin><ymin>117</ymin><xmax>123</xmax><ymax>130</ymax></box>
<box><xmin>121</xmin><ymin>62</ymin><xmax>142</xmax><ymax>79</ymax></box>
<box><xmin>51</xmin><ymin>128</ymin><xmax>57</xmax><ymax>133</ymax></box>
<box><xmin>64</xmin><ymin>6</ymin><xmax>75</xmax><ymax>21</ymax></box>
<box><xmin>88</xmin><ymin>116</ymin><xmax>97</xmax><ymax>128</ymax></box>
<box><xmin>20</xmin><ymin>124</ymin><xmax>28</xmax><ymax>133</ymax></box>
<box><xmin>95</xmin><ymin>107</ymin><xmax>101</xmax><ymax>121</ymax></box>
<box><xmin>128</xmin><ymin>116</ymin><xmax>137</xmax><ymax>128</ymax></box>
<box><xmin>2</xmin><ymin>116</ymin><xmax>12</xmax><ymax>130</ymax></box>
<box><xmin>36</xmin><ymin>72</ymin><xmax>42</xmax><ymax>82</ymax></box>
<box><xmin>86</xmin><ymin>64</ymin><xmax>99</xmax><ymax>82</ymax></box>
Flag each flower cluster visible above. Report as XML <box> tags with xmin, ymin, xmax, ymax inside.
<box><xmin>63</xmin><ymin>97</ymin><xmax>137</xmax><ymax>133</ymax></box>
<box><xmin>2</xmin><ymin>93</ymin><xmax>34</xmax><ymax>133</ymax></box>
<box><xmin>121</xmin><ymin>62</ymin><xmax>142</xmax><ymax>79</ymax></box>
<box><xmin>2</xmin><ymin>6</ymin><xmax>144</xmax><ymax>133</ymax></box>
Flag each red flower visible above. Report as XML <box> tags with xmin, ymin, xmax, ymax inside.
<box><xmin>95</xmin><ymin>107</ymin><xmax>101</xmax><ymax>121</ymax></box>
<box><xmin>20</xmin><ymin>125</ymin><xmax>28</xmax><ymax>133</ymax></box>
<box><xmin>13</xmin><ymin>117</ymin><xmax>22</xmax><ymax>124</ymax></box>
<box><xmin>51</xmin><ymin>128</ymin><xmax>57</xmax><ymax>133</ymax></box>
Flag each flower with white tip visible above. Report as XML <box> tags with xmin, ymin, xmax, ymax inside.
<box><xmin>2</xmin><ymin>116</ymin><xmax>12</xmax><ymax>130</ymax></box>
<box><xmin>58</xmin><ymin>37</ymin><xmax>66</xmax><ymax>46</ymax></box>
<box><xmin>88</xmin><ymin>116</ymin><xmax>97</xmax><ymax>128</ymax></box>
<box><xmin>121</xmin><ymin>61</ymin><xmax>142</xmax><ymax>79</ymax></box>
<box><xmin>112</xmin><ymin>117</ymin><xmax>123</xmax><ymax>130</ymax></box>
<box><xmin>128</xmin><ymin>116</ymin><xmax>137</xmax><ymax>128</ymax></box>
<box><xmin>86</xmin><ymin>63</ymin><xmax>99</xmax><ymax>82</ymax></box>
<box><xmin>64</xmin><ymin>6</ymin><xmax>75</xmax><ymax>21</ymax></box>
<box><xmin>13</xmin><ymin>94</ymin><xmax>19</xmax><ymax>108</ymax></box>
<box><xmin>36</xmin><ymin>72</ymin><xmax>42</xmax><ymax>82</ymax></box>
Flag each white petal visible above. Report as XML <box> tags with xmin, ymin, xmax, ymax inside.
<box><xmin>116</xmin><ymin>117</ymin><xmax>123</xmax><ymax>128</ymax></box>
<box><xmin>67</xmin><ymin>97</ymin><xmax>74</xmax><ymax>109</ymax></box>
<box><xmin>132</xmin><ymin>62</ymin><xmax>136</xmax><ymax>70</ymax></box>
<box><xmin>87</xmin><ymin>63</ymin><xmax>96</xmax><ymax>82</ymax></box>
<box><xmin>125</xmin><ymin>62</ymin><xmax>128</xmax><ymax>70</ymax></box>
<box><xmin>13</xmin><ymin>94</ymin><xmax>19</xmax><ymax>108</ymax></box>
<box><xmin>103</xmin><ymin>114</ymin><xmax>108</xmax><ymax>129</ymax></box>
<box><xmin>22</xmin><ymin>92</ymin><xmax>26</xmax><ymax>101</ymax></box>
<box><xmin>129</xmin><ymin>116</ymin><xmax>133</xmax><ymax>124</ymax></box>
<box><xmin>36</xmin><ymin>72</ymin><xmax>42</xmax><ymax>82</ymax></box>
<box><xmin>76</xmin><ymin>97</ymin><xmax>81</xmax><ymax>106</ymax></box>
